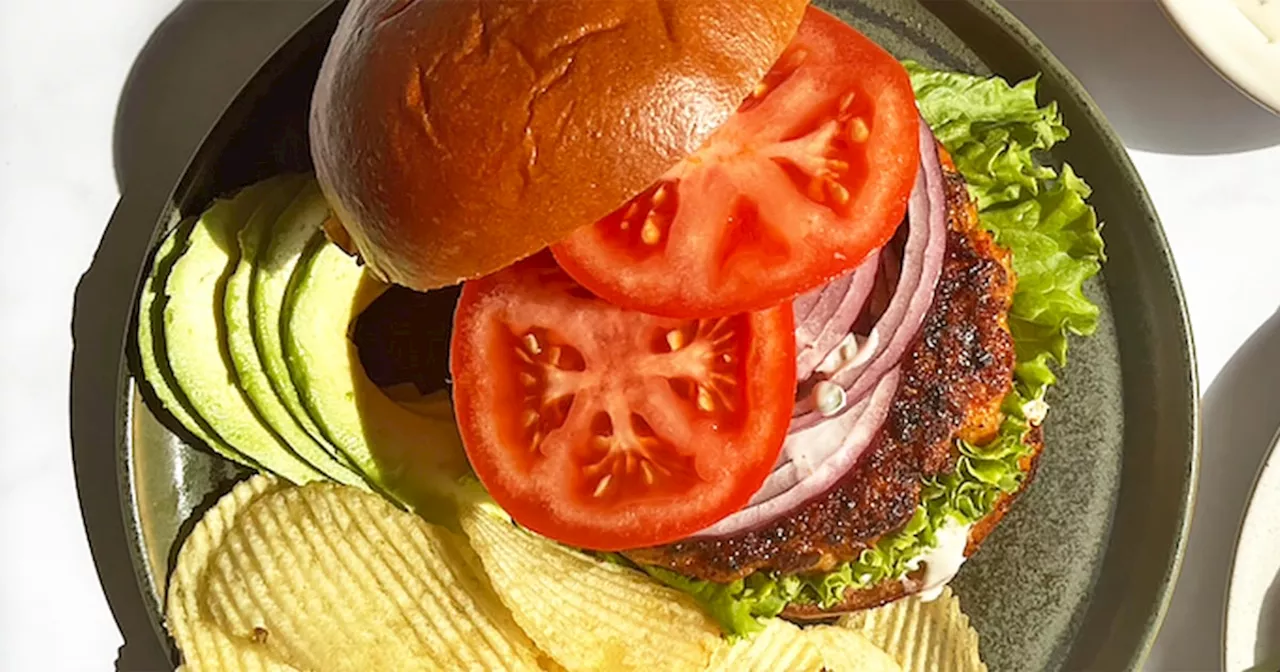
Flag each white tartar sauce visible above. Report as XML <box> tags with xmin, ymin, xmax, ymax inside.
<box><xmin>1022</xmin><ymin>398</ymin><xmax>1050</xmax><ymax>426</ymax></box>
<box><xmin>904</xmin><ymin>520</ymin><xmax>973</xmax><ymax>602</ymax></box>
<box><xmin>815</xmin><ymin>331</ymin><xmax>879</xmax><ymax>378</ymax></box>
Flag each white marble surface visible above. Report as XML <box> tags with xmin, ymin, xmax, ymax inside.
<box><xmin>1</xmin><ymin>0</ymin><xmax>1278</xmax><ymax>670</ymax></box>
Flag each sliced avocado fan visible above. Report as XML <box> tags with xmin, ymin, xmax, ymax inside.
<box><xmin>224</xmin><ymin>173</ymin><xmax>367</xmax><ymax>488</ymax></box>
<box><xmin>250</xmin><ymin>179</ymin><xmax>350</xmax><ymax>466</ymax></box>
<box><xmin>162</xmin><ymin>178</ymin><xmax>323</xmax><ymax>485</ymax></box>
<box><xmin>136</xmin><ymin>219</ymin><xmax>256</xmax><ymax>469</ymax></box>
<box><xmin>283</xmin><ymin>235</ymin><xmax>471</xmax><ymax>515</ymax></box>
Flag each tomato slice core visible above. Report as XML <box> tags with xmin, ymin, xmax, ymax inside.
<box><xmin>450</xmin><ymin>254</ymin><xmax>796</xmax><ymax>550</ymax></box>
<box><xmin>552</xmin><ymin>8</ymin><xmax>920</xmax><ymax>318</ymax></box>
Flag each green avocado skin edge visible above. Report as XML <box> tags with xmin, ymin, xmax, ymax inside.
<box><xmin>161</xmin><ymin>179</ymin><xmax>322</xmax><ymax>485</ymax></box>
<box><xmin>251</xmin><ymin>179</ymin><xmax>358</xmax><ymax>470</ymax></box>
<box><xmin>225</xmin><ymin>174</ymin><xmax>368</xmax><ymax>488</ymax></box>
<box><xmin>136</xmin><ymin>220</ymin><xmax>257</xmax><ymax>470</ymax></box>
<box><xmin>135</xmin><ymin>173</ymin><xmax>468</xmax><ymax>503</ymax></box>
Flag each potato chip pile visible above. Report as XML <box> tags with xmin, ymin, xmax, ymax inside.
<box><xmin>166</xmin><ymin>476</ymin><xmax>988</xmax><ymax>671</ymax></box>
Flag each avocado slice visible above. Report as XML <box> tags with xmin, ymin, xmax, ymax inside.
<box><xmin>224</xmin><ymin>174</ymin><xmax>367</xmax><ymax>488</ymax></box>
<box><xmin>249</xmin><ymin>179</ymin><xmax>346</xmax><ymax>463</ymax></box>
<box><xmin>163</xmin><ymin>179</ymin><xmax>322</xmax><ymax>484</ymax></box>
<box><xmin>282</xmin><ymin>235</ymin><xmax>470</xmax><ymax>512</ymax></box>
<box><xmin>136</xmin><ymin>219</ymin><xmax>255</xmax><ymax>468</ymax></box>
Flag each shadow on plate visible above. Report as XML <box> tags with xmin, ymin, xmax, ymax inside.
<box><xmin>1145</xmin><ymin>309</ymin><xmax>1280</xmax><ymax>671</ymax></box>
<box><xmin>72</xmin><ymin>1</ymin><xmax>325</xmax><ymax>670</ymax></box>
<box><xmin>1003</xmin><ymin>0</ymin><xmax>1280</xmax><ymax>155</ymax></box>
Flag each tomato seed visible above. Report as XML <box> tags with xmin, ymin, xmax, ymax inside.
<box><xmin>839</xmin><ymin>91</ymin><xmax>857</xmax><ymax>114</ymax></box>
<box><xmin>652</xmin><ymin>184</ymin><xmax>670</xmax><ymax>207</ymax></box>
<box><xmin>848</xmin><ymin>118</ymin><xmax>869</xmax><ymax>143</ymax></box>
<box><xmin>523</xmin><ymin>333</ymin><xmax>542</xmax><ymax>355</ymax></box>
<box><xmin>782</xmin><ymin>47</ymin><xmax>809</xmax><ymax>71</ymax></box>
<box><xmin>697</xmin><ymin>386</ymin><xmax>716</xmax><ymax>412</ymax></box>
<box><xmin>641</xmin><ymin>218</ymin><xmax>662</xmax><ymax>245</ymax></box>
<box><xmin>827</xmin><ymin>180</ymin><xmax>851</xmax><ymax>207</ymax></box>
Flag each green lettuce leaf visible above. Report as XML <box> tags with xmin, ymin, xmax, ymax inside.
<box><xmin>641</xmin><ymin>564</ymin><xmax>804</xmax><ymax>636</ymax></box>
<box><xmin>644</xmin><ymin>64</ymin><xmax>1105</xmax><ymax>635</ymax></box>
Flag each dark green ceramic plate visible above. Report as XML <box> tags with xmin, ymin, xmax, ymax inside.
<box><xmin>117</xmin><ymin>1</ymin><xmax>1198</xmax><ymax>670</ymax></box>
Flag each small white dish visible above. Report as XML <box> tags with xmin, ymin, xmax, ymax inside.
<box><xmin>1159</xmin><ymin>0</ymin><xmax>1280</xmax><ymax>115</ymax></box>
<box><xmin>1224</xmin><ymin>428</ymin><xmax>1280</xmax><ymax>671</ymax></box>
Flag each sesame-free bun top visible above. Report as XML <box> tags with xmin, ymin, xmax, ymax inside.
<box><xmin>310</xmin><ymin>0</ymin><xmax>809</xmax><ymax>290</ymax></box>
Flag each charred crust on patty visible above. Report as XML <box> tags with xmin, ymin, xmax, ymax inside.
<box><xmin>781</xmin><ymin>425</ymin><xmax>1044</xmax><ymax>619</ymax></box>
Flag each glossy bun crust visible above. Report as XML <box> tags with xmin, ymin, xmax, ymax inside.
<box><xmin>310</xmin><ymin>0</ymin><xmax>808</xmax><ymax>289</ymax></box>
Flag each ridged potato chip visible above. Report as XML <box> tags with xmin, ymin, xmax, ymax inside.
<box><xmin>201</xmin><ymin>483</ymin><xmax>545</xmax><ymax>671</ymax></box>
<box><xmin>839</xmin><ymin>587</ymin><xmax>986</xmax><ymax>672</ymax></box>
<box><xmin>805</xmin><ymin>625</ymin><xmax>902</xmax><ymax>672</ymax></box>
<box><xmin>166</xmin><ymin>474</ymin><xmax>297</xmax><ymax>671</ymax></box>
<box><xmin>703</xmin><ymin>619</ymin><xmax>822</xmax><ymax>671</ymax></box>
<box><xmin>460</xmin><ymin>503</ymin><xmax>722</xmax><ymax>671</ymax></box>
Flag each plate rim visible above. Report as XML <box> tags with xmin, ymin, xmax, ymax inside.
<box><xmin>111</xmin><ymin>0</ymin><xmax>1201</xmax><ymax>668</ymax></box>
<box><xmin>1223</xmin><ymin>426</ymin><xmax>1280</xmax><ymax>671</ymax></box>
<box><xmin>922</xmin><ymin>0</ymin><xmax>1201</xmax><ymax>664</ymax></box>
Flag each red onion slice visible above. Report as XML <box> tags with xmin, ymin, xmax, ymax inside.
<box><xmin>794</xmin><ymin>253</ymin><xmax>879</xmax><ymax>381</ymax></box>
<box><xmin>792</xmin><ymin>118</ymin><xmax>946</xmax><ymax>430</ymax></box>
<box><xmin>758</xmin><ymin>392</ymin><xmax>873</xmax><ymax>498</ymax></box>
<box><xmin>866</xmin><ymin>242</ymin><xmax>901</xmax><ymax>322</ymax></box>
<box><xmin>795</xmin><ymin>272</ymin><xmax>854</xmax><ymax>351</ymax></box>
<box><xmin>693</xmin><ymin>368</ymin><xmax>900</xmax><ymax>537</ymax></box>
<box><xmin>836</xmin><ymin>124</ymin><xmax>946</xmax><ymax>396</ymax></box>
<box><xmin>687</xmin><ymin>117</ymin><xmax>948</xmax><ymax>540</ymax></box>
<box><xmin>793</xmin><ymin>288</ymin><xmax>822</xmax><ymax>329</ymax></box>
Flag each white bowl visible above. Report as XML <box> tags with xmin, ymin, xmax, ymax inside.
<box><xmin>1224</xmin><ymin>428</ymin><xmax>1280</xmax><ymax>671</ymax></box>
<box><xmin>1159</xmin><ymin>0</ymin><xmax>1280</xmax><ymax>115</ymax></box>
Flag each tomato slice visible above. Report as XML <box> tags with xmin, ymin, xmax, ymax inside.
<box><xmin>450</xmin><ymin>254</ymin><xmax>796</xmax><ymax>550</ymax></box>
<box><xmin>551</xmin><ymin>8</ymin><xmax>920</xmax><ymax>318</ymax></box>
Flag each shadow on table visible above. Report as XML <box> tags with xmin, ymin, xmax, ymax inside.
<box><xmin>71</xmin><ymin>1</ymin><xmax>325</xmax><ymax>670</ymax></box>
<box><xmin>1145</xmin><ymin>308</ymin><xmax>1280</xmax><ymax>671</ymax></box>
<box><xmin>1003</xmin><ymin>0</ymin><xmax>1280</xmax><ymax>155</ymax></box>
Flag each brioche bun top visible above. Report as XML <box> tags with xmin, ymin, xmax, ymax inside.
<box><xmin>310</xmin><ymin>0</ymin><xmax>808</xmax><ymax>289</ymax></box>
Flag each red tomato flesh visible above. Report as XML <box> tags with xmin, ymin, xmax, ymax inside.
<box><xmin>450</xmin><ymin>254</ymin><xmax>796</xmax><ymax>550</ymax></box>
<box><xmin>552</xmin><ymin>8</ymin><xmax>920</xmax><ymax>318</ymax></box>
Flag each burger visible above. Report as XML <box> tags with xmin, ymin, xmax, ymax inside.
<box><xmin>309</xmin><ymin>0</ymin><xmax>1103</xmax><ymax>633</ymax></box>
